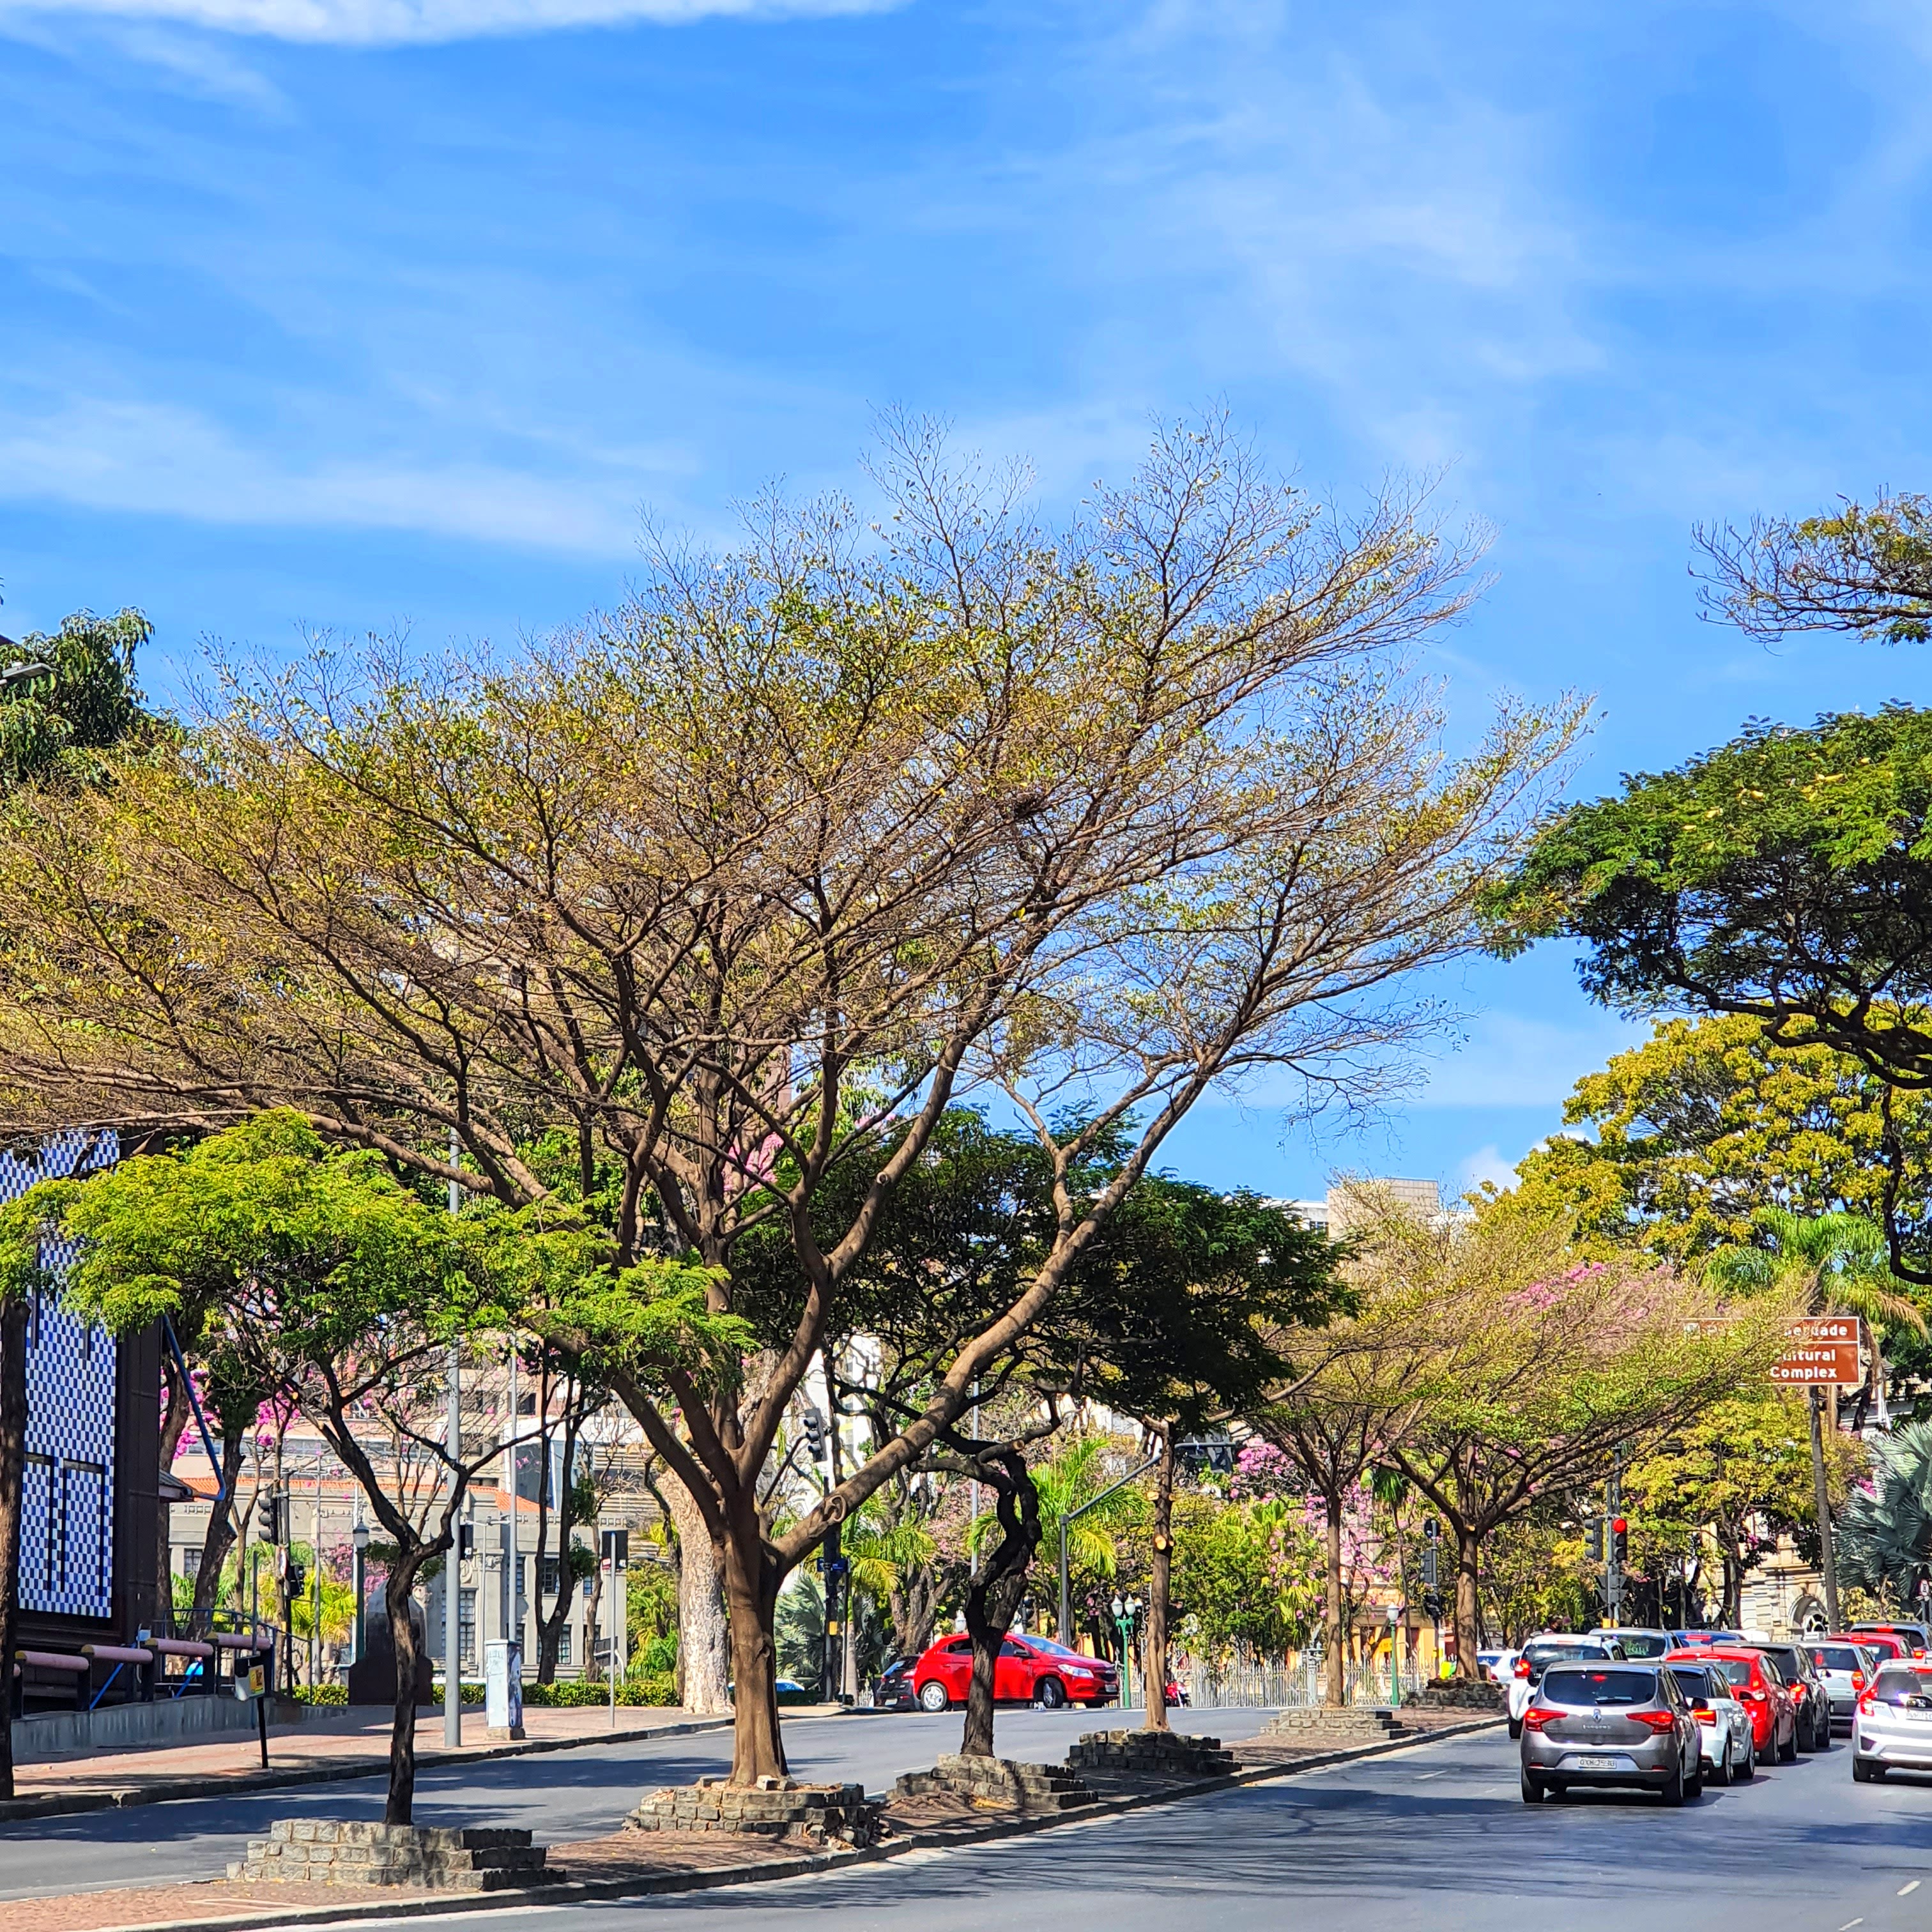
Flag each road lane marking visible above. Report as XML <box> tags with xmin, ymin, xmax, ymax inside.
<box><xmin>1414</xmin><ymin>1770</ymin><xmax>1448</xmax><ymax>1781</ymax></box>
<box><xmin>1902</xmin><ymin>1880</ymin><xmax>1922</xmax><ymax>1896</ymax></box>
<box><xmin>1839</xmin><ymin>1919</ymin><xmax>1864</xmax><ymax>1928</ymax></box>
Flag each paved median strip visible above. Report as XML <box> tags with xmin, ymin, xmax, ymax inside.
<box><xmin>17</xmin><ymin>1717</ymin><xmax>1505</xmax><ymax>1932</ymax></box>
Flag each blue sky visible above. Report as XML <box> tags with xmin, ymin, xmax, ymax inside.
<box><xmin>4</xmin><ymin>0</ymin><xmax>1929</xmax><ymax>1202</ymax></box>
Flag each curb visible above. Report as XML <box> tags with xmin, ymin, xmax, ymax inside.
<box><xmin>0</xmin><ymin>1717</ymin><xmax>739</xmax><ymax>1824</ymax></box>
<box><xmin>62</xmin><ymin>1715</ymin><xmax>1506</xmax><ymax>1932</ymax></box>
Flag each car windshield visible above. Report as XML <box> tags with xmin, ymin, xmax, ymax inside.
<box><xmin>1610</xmin><ymin>1634</ymin><xmax>1670</xmax><ymax>1659</ymax></box>
<box><xmin>1540</xmin><ymin>1667</ymin><xmax>1659</xmax><ymax>1707</ymax></box>
<box><xmin>1869</xmin><ymin>1666</ymin><xmax>1932</xmax><ymax>1708</ymax></box>
<box><xmin>1710</xmin><ymin>1659</ymin><xmax>1756</xmax><ymax>1689</ymax></box>
<box><xmin>1669</xmin><ymin>1667</ymin><xmax>1713</xmax><ymax>1702</ymax></box>
<box><xmin>1526</xmin><ymin>1642</ymin><xmax>1597</xmax><ymax>1665</ymax></box>
<box><xmin>1757</xmin><ymin>1648</ymin><xmax>1803</xmax><ymax>1675</ymax></box>
<box><xmin>1027</xmin><ymin>1638</ymin><xmax>1099</xmax><ymax>1662</ymax></box>
<box><xmin>1809</xmin><ymin>1646</ymin><xmax>1863</xmax><ymax>1672</ymax></box>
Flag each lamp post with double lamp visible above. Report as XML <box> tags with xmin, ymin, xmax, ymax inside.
<box><xmin>0</xmin><ymin>661</ymin><xmax>54</xmax><ymax>690</ymax></box>
<box><xmin>1111</xmin><ymin>1594</ymin><xmax>1142</xmax><ymax>1713</ymax></box>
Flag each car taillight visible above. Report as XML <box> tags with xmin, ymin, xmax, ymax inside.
<box><xmin>1522</xmin><ymin>1706</ymin><xmax>1560</xmax><ymax>1731</ymax></box>
<box><xmin>1515</xmin><ymin>1659</ymin><xmax>1531</xmax><ymax>1678</ymax></box>
<box><xmin>1913</xmin><ymin>1648</ymin><xmax>1925</xmax><ymax>1660</ymax></box>
<box><xmin>1634</xmin><ymin>1709</ymin><xmax>1679</xmax><ymax>1733</ymax></box>
<box><xmin>1853</xmin><ymin>1672</ymin><xmax>1866</xmax><ymax>1692</ymax></box>
<box><xmin>1859</xmin><ymin>1692</ymin><xmax>1875</xmax><ymax>1714</ymax></box>
<box><xmin>1740</xmin><ymin>1689</ymin><xmax>1765</xmax><ymax>1702</ymax></box>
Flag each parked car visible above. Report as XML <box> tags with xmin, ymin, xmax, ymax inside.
<box><xmin>1509</xmin><ymin>1636</ymin><xmax>1625</xmax><ymax>1738</ymax></box>
<box><xmin>1520</xmin><ymin>1660</ymin><xmax>1704</xmax><ymax>1805</ymax></box>
<box><xmin>1478</xmin><ymin>1648</ymin><xmax>1521</xmax><ymax>1685</ymax></box>
<box><xmin>1806</xmin><ymin>1641</ymin><xmax>1881</xmax><ymax>1731</ymax></box>
<box><xmin>908</xmin><ymin>1632</ymin><xmax>1119</xmax><ymax>1712</ymax></box>
<box><xmin>1850</xmin><ymin>1621</ymin><xmax>1931</xmax><ymax>1660</ymax></box>
<box><xmin>1589</xmin><ymin>1628</ymin><xmax>1673</xmax><ymax>1660</ymax></box>
<box><xmin>1669</xmin><ymin>1660</ymin><xmax>1756</xmax><ymax>1784</ymax></box>
<box><xmin>874</xmin><ymin>1658</ymin><xmax>918</xmax><ymax>1711</ymax></box>
<box><xmin>1853</xmin><ymin>1660</ymin><xmax>1932</xmax><ymax>1781</ymax></box>
<box><xmin>1674</xmin><ymin>1630</ymin><xmax>1745</xmax><ymax>1646</ymax></box>
<box><xmin>1745</xmin><ymin>1643</ymin><xmax>1832</xmax><ymax>1751</ymax></box>
<box><xmin>1671</xmin><ymin>1648</ymin><xmax>1798</xmax><ymax>1763</ymax></box>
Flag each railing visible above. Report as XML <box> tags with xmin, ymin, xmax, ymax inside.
<box><xmin>1186</xmin><ymin>1658</ymin><xmax>1434</xmax><ymax>1708</ymax></box>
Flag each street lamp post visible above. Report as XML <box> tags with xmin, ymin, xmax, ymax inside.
<box><xmin>351</xmin><ymin>1517</ymin><xmax>370</xmax><ymax>1667</ymax></box>
<box><xmin>1111</xmin><ymin>1595</ymin><xmax>1142</xmax><ymax>1713</ymax></box>
<box><xmin>1386</xmin><ymin>1602</ymin><xmax>1401</xmax><ymax>1708</ymax></box>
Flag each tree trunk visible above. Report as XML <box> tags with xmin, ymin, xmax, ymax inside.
<box><xmin>1452</xmin><ymin>1526</ymin><xmax>1481</xmax><ymax>1679</ymax></box>
<box><xmin>192</xmin><ymin>1431</ymin><xmax>249</xmax><ymax>1623</ymax></box>
<box><xmin>721</xmin><ymin>1496</ymin><xmax>786</xmax><ymax>1784</ymax></box>
<box><xmin>157</xmin><ymin>1354</ymin><xmax>191</xmax><ymax>1633</ymax></box>
<box><xmin>1322</xmin><ymin>1491</ymin><xmax>1346</xmax><ymax>1707</ymax></box>
<box><xmin>1810</xmin><ymin>1387</ymin><xmax>1841</xmax><ymax>1630</ymax></box>
<box><xmin>0</xmin><ymin>1297</ymin><xmax>29</xmax><ymax>1800</ymax></box>
<box><xmin>384</xmin><ymin>1556</ymin><xmax>423</xmax><ymax>1825</ymax></box>
<box><xmin>664</xmin><ymin>1472</ymin><xmax>730</xmax><ymax>1714</ymax></box>
<box><xmin>581</xmin><ymin>1554</ymin><xmax>604</xmax><ymax>1680</ymax></box>
<box><xmin>958</xmin><ymin>1450</ymin><xmax>1040</xmax><ymax>1759</ymax></box>
<box><xmin>1144</xmin><ymin>1427</ymin><xmax>1175</xmax><ymax>1733</ymax></box>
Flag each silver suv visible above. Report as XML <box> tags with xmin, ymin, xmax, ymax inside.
<box><xmin>1521</xmin><ymin>1660</ymin><xmax>1703</xmax><ymax>1805</ymax></box>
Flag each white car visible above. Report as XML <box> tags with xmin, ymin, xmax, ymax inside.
<box><xmin>1853</xmin><ymin>1661</ymin><xmax>1932</xmax><ymax>1782</ymax></box>
<box><xmin>1478</xmin><ymin>1648</ymin><xmax>1521</xmax><ymax>1685</ymax></box>
<box><xmin>1668</xmin><ymin>1657</ymin><xmax>1756</xmax><ymax>1783</ymax></box>
<box><xmin>1807</xmin><ymin>1640</ymin><xmax>1880</xmax><ymax>1731</ymax></box>
<box><xmin>1587</xmin><ymin>1627</ymin><xmax>1674</xmax><ymax>1662</ymax></box>
<box><xmin>1508</xmin><ymin>1635</ymin><xmax>1625</xmax><ymax>1737</ymax></box>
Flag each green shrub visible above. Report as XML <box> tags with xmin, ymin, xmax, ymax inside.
<box><xmin>288</xmin><ymin>1683</ymin><xmax>348</xmax><ymax>1706</ymax></box>
<box><xmin>523</xmin><ymin>1673</ymin><xmax>680</xmax><ymax>1708</ymax></box>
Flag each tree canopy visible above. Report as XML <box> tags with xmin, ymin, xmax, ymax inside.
<box><xmin>1487</xmin><ymin>707</ymin><xmax>1932</xmax><ymax>1275</ymax></box>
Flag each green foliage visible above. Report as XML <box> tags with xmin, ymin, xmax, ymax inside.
<box><xmin>289</xmin><ymin>1683</ymin><xmax>350</xmax><ymax>1706</ymax></box>
<box><xmin>1487</xmin><ymin>709</ymin><xmax>1932</xmax><ymax>1271</ymax></box>
<box><xmin>625</xmin><ymin>1561</ymin><xmax>678</xmax><ymax>1669</ymax></box>
<box><xmin>1513</xmin><ymin>1015</ymin><xmax>1932</xmax><ymax>1262</ymax></box>
<box><xmin>0</xmin><ymin>606</ymin><xmax>157</xmax><ymax>792</ymax></box>
<box><xmin>1171</xmin><ymin>1492</ymin><xmax>1322</xmax><ymax>1662</ymax></box>
<box><xmin>1839</xmin><ymin>1420</ymin><xmax>1932</xmax><ymax>1602</ymax></box>
<box><xmin>523</xmin><ymin>1674</ymin><xmax>679</xmax><ymax>1706</ymax></box>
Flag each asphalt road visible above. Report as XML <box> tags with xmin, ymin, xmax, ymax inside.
<box><xmin>0</xmin><ymin>1705</ymin><xmax>1277</xmax><ymax>1903</ymax></box>
<box><xmin>47</xmin><ymin>1721</ymin><xmax>1932</xmax><ymax>1932</ymax></box>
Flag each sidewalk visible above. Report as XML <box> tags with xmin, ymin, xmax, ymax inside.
<box><xmin>4</xmin><ymin>1710</ymin><xmax>1505</xmax><ymax>1932</ymax></box>
<box><xmin>0</xmin><ymin>1703</ymin><xmax>776</xmax><ymax>1820</ymax></box>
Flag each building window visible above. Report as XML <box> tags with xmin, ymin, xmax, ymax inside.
<box><xmin>541</xmin><ymin>1555</ymin><xmax>560</xmax><ymax>1597</ymax></box>
<box><xmin>556</xmin><ymin>1626</ymin><xmax>571</xmax><ymax>1666</ymax></box>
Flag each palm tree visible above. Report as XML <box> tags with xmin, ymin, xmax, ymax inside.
<box><xmin>1837</xmin><ymin>1420</ymin><xmax>1932</xmax><ymax>1606</ymax></box>
<box><xmin>1709</xmin><ymin>1208</ymin><xmax>1926</xmax><ymax>1627</ymax></box>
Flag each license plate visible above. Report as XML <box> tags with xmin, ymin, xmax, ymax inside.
<box><xmin>1559</xmin><ymin>1753</ymin><xmax>1637</xmax><ymax>1772</ymax></box>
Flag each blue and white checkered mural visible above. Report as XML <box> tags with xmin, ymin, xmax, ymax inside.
<box><xmin>1</xmin><ymin>1131</ymin><xmax>119</xmax><ymax>1620</ymax></box>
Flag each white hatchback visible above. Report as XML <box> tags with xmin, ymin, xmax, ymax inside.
<box><xmin>1853</xmin><ymin>1662</ymin><xmax>1932</xmax><ymax>1782</ymax></box>
<box><xmin>1508</xmin><ymin>1635</ymin><xmax>1625</xmax><ymax>1737</ymax></box>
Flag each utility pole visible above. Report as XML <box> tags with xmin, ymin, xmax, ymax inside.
<box><xmin>444</xmin><ymin>1128</ymin><xmax>463</xmax><ymax>1750</ymax></box>
<box><xmin>1605</xmin><ymin>1449</ymin><xmax>1625</xmax><ymax>1629</ymax></box>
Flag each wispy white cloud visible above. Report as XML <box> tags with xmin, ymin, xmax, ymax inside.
<box><xmin>1411</xmin><ymin>1009</ymin><xmax>1646</xmax><ymax>1110</ymax></box>
<box><xmin>1457</xmin><ymin>1141</ymin><xmax>1522</xmax><ymax>1195</ymax></box>
<box><xmin>0</xmin><ymin>395</ymin><xmax>670</xmax><ymax>552</ymax></box>
<box><xmin>1</xmin><ymin>0</ymin><xmax>891</xmax><ymax>45</ymax></box>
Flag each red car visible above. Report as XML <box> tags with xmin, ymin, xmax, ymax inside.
<box><xmin>1850</xmin><ymin>1622</ymin><xmax>1930</xmax><ymax>1660</ymax></box>
<box><xmin>1668</xmin><ymin>1647</ymin><xmax>1797</xmax><ymax>1761</ymax></box>
<box><xmin>911</xmin><ymin>1634</ymin><xmax>1119</xmax><ymax>1712</ymax></box>
<box><xmin>1836</xmin><ymin>1630</ymin><xmax>1906</xmax><ymax>1663</ymax></box>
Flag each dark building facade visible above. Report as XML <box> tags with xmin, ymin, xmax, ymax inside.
<box><xmin>4</xmin><ymin>1134</ymin><xmax>163</xmax><ymax>1649</ymax></box>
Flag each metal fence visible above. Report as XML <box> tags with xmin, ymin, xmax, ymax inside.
<box><xmin>1186</xmin><ymin>1657</ymin><xmax>1432</xmax><ymax>1708</ymax></box>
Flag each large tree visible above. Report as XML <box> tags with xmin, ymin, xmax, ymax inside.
<box><xmin>0</xmin><ymin>422</ymin><xmax>1577</xmax><ymax>1781</ymax></box>
<box><xmin>0</xmin><ymin>603</ymin><xmax>157</xmax><ymax>1801</ymax></box>
<box><xmin>8</xmin><ymin>1113</ymin><xmax>638</xmax><ymax>1823</ymax></box>
<box><xmin>1487</xmin><ymin>705</ymin><xmax>1932</xmax><ymax>1279</ymax></box>
<box><xmin>1358</xmin><ymin>1197</ymin><xmax>1777</xmax><ymax>1673</ymax></box>
<box><xmin>1514</xmin><ymin>1015</ymin><xmax>1932</xmax><ymax>1264</ymax></box>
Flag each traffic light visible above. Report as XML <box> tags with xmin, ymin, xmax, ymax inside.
<box><xmin>286</xmin><ymin>1562</ymin><xmax>307</xmax><ymax>1600</ymax></box>
<box><xmin>1423</xmin><ymin>1591</ymin><xmax>1445</xmax><ymax>1620</ymax></box>
<box><xmin>457</xmin><ymin>1522</ymin><xmax>475</xmax><ymax>1561</ymax></box>
<box><xmin>258</xmin><ymin>1492</ymin><xmax>280</xmax><ymax>1542</ymax></box>
<box><xmin>1611</xmin><ymin>1517</ymin><xmax>1629</xmax><ymax>1565</ymax></box>
<box><xmin>801</xmin><ymin>1407</ymin><xmax>829</xmax><ymax>1463</ymax></box>
<box><xmin>1586</xmin><ymin>1521</ymin><xmax>1604</xmax><ymax>1563</ymax></box>
<box><xmin>1422</xmin><ymin>1544</ymin><xmax>1438</xmax><ymax>1590</ymax></box>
